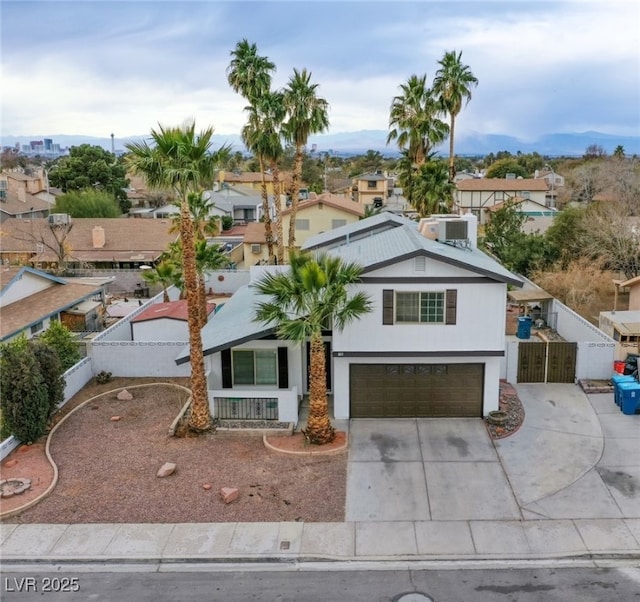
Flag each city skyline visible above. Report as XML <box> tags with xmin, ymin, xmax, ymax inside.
<box><xmin>2</xmin><ymin>1</ymin><xmax>639</xmax><ymax>144</ymax></box>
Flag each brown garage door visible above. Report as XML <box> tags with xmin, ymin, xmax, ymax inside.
<box><xmin>350</xmin><ymin>363</ymin><xmax>484</xmax><ymax>418</ymax></box>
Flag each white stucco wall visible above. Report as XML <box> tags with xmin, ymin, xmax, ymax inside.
<box><xmin>132</xmin><ymin>319</ymin><xmax>188</xmax><ymax>341</ymax></box>
<box><xmin>0</xmin><ymin>271</ymin><xmax>54</xmax><ymax>307</ymax></box>
<box><xmin>91</xmin><ymin>341</ymin><xmax>191</xmax><ymax>377</ymax></box>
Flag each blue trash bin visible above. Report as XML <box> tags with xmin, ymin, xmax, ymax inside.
<box><xmin>618</xmin><ymin>382</ymin><xmax>640</xmax><ymax>415</ymax></box>
<box><xmin>517</xmin><ymin>316</ymin><xmax>533</xmax><ymax>340</ymax></box>
<box><xmin>612</xmin><ymin>374</ymin><xmax>636</xmax><ymax>407</ymax></box>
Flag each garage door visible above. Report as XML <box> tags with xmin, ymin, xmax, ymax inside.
<box><xmin>350</xmin><ymin>363</ymin><xmax>484</xmax><ymax>418</ymax></box>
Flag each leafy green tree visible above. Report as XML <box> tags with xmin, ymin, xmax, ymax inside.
<box><xmin>48</xmin><ymin>144</ymin><xmax>129</xmax><ymax>210</ymax></box>
<box><xmin>221</xmin><ymin>215</ymin><xmax>234</xmax><ymax>230</ymax></box>
<box><xmin>52</xmin><ymin>189</ymin><xmax>121</xmax><ymax>218</ymax></box>
<box><xmin>39</xmin><ymin>320</ymin><xmax>81</xmax><ymax>370</ymax></box>
<box><xmin>254</xmin><ymin>252</ymin><xmax>372</xmax><ymax>444</ymax></box>
<box><xmin>126</xmin><ymin>121</ymin><xmax>228</xmax><ymax>433</ymax></box>
<box><xmin>485</xmin><ymin>159</ymin><xmax>528</xmax><ymax>179</ymax></box>
<box><xmin>387</xmin><ymin>74</ymin><xmax>448</xmax><ymax>168</ymax></box>
<box><xmin>544</xmin><ymin>206</ymin><xmax>587</xmax><ymax>269</ymax></box>
<box><xmin>0</xmin><ymin>336</ymin><xmax>49</xmax><ymax>443</ymax></box>
<box><xmin>283</xmin><ymin>68</ymin><xmax>330</xmax><ymax>251</ymax></box>
<box><xmin>433</xmin><ymin>50</ymin><xmax>478</xmax><ymax>182</ymax></box>
<box><xmin>613</xmin><ymin>145</ymin><xmax>625</xmax><ymax>159</ymax></box>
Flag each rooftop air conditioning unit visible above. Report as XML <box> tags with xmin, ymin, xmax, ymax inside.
<box><xmin>251</xmin><ymin>243</ymin><xmax>261</xmax><ymax>254</ymax></box>
<box><xmin>438</xmin><ymin>219</ymin><xmax>468</xmax><ymax>243</ymax></box>
<box><xmin>48</xmin><ymin>213</ymin><xmax>71</xmax><ymax>226</ymax></box>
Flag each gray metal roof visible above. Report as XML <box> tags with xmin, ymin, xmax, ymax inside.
<box><xmin>324</xmin><ymin>224</ymin><xmax>523</xmax><ymax>286</ymax></box>
<box><xmin>175</xmin><ymin>284</ymin><xmax>276</xmax><ymax>364</ymax></box>
<box><xmin>302</xmin><ymin>212</ymin><xmax>414</xmax><ymax>250</ymax></box>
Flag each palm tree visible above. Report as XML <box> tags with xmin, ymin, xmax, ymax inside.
<box><xmin>194</xmin><ymin>239</ymin><xmax>229</xmax><ymax>328</ymax></box>
<box><xmin>282</xmin><ymin>68</ymin><xmax>330</xmax><ymax>252</ymax></box>
<box><xmin>169</xmin><ymin>192</ymin><xmax>222</xmax><ymax>240</ymax></box>
<box><xmin>142</xmin><ymin>259</ymin><xmax>179</xmax><ymax>302</ymax></box>
<box><xmin>411</xmin><ymin>158</ymin><xmax>455</xmax><ymax>217</ymax></box>
<box><xmin>387</xmin><ymin>74</ymin><xmax>448</xmax><ymax>168</ymax></box>
<box><xmin>126</xmin><ymin>121</ymin><xmax>226</xmax><ymax>432</ymax></box>
<box><xmin>433</xmin><ymin>51</ymin><xmax>478</xmax><ymax>182</ymax></box>
<box><xmin>254</xmin><ymin>252</ymin><xmax>372</xmax><ymax>444</ymax></box>
<box><xmin>227</xmin><ymin>40</ymin><xmax>278</xmax><ymax>263</ymax></box>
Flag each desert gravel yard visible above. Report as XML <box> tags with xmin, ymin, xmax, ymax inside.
<box><xmin>7</xmin><ymin>383</ymin><xmax>346</xmax><ymax>524</ymax></box>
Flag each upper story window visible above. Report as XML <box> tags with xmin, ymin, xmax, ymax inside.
<box><xmin>332</xmin><ymin>219</ymin><xmax>347</xmax><ymax>229</ymax></box>
<box><xmin>395</xmin><ymin>292</ymin><xmax>444</xmax><ymax>324</ymax></box>
<box><xmin>367</xmin><ymin>180</ymin><xmax>377</xmax><ymax>189</ymax></box>
<box><xmin>494</xmin><ymin>192</ymin><xmax>504</xmax><ymax>201</ymax></box>
<box><xmin>521</xmin><ymin>191</ymin><xmax>531</xmax><ymax>199</ymax></box>
<box><xmin>296</xmin><ymin>219</ymin><xmax>310</xmax><ymax>231</ymax></box>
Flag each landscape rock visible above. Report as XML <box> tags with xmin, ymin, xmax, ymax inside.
<box><xmin>203</xmin><ymin>483</ymin><xmax>212</xmax><ymax>490</ymax></box>
<box><xmin>110</xmin><ymin>416</ymin><xmax>121</xmax><ymax>422</ymax></box>
<box><xmin>220</xmin><ymin>486</ymin><xmax>239</xmax><ymax>503</ymax></box>
<box><xmin>4</xmin><ymin>459</ymin><xmax>18</xmax><ymax>468</ymax></box>
<box><xmin>157</xmin><ymin>462</ymin><xmax>176</xmax><ymax>478</ymax></box>
<box><xmin>117</xmin><ymin>389</ymin><xmax>133</xmax><ymax>401</ymax></box>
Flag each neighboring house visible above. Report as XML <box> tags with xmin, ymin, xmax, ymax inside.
<box><xmin>280</xmin><ymin>192</ymin><xmax>365</xmax><ymax>251</ymax></box>
<box><xmin>484</xmin><ymin>197</ymin><xmax>558</xmax><ymax>234</ymax></box>
<box><xmin>0</xmin><ymin>265</ymin><xmax>107</xmax><ymax>343</ymax></box>
<box><xmin>454</xmin><ymin>178</ymin><xmax>549</xmax><ymax>223</ymax></box>
<box><xmin>599</xmin><ymin>310</ymin><xmax>640</xmax><ymax>361</ymax></box>
<box><xmin>217</xmin><ymin>170</ymin><xmax>292</xmax><ymax>199</ymax></box>
<box><xmin>534</xmin><ymin>168</ymin><xmax>564</xmax><ymax>208</ymax></box>
<box><xmin>0</xmin><ymin>187</ymin><xmax>51</xmax><ymax>222</ymax></box>
<box><xmin>242</xmin><ymin>222</ymin><xmax>270</xmax><ymax>266</ymax></box>
<box><xmin>352</xmin><ymin>171</ymin><xmax>393</xmax><ymax>206</ymax></box>
<box><xmin>178</xmin><ymin>212</ymin><xmax>523</xmax><ymax>422</ymax></box>
<box><xmin>618</xmin><ymin>275</ymin><xmax>640</xmax><ymax>311</ymax></box>
<box><xmin>130</xmin><ymin>300</ymin><xmax>215</xmax><ymax>341</ymax></box>
<box><xmin>0</xmin><ymin>217</ymin><xmax>178</xmax><ymax>269</ymax></box>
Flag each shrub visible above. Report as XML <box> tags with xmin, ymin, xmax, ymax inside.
<box><xmin>0</xmin><ymin>336</ymin><xmax>49</xmax><ymax>443</ymax></box>
<box><xmin>29</xmin><ymin>340</ymin><xmax>65</xmax><ymax>419</ymax></box>
<box><xmin>221</xmin><ymin>215</ymin><xmax>234</xmax><ymax>231</ymax></box>
<box><xmin>96</xmin><ymin>370</ymin><xmax>112</xmax><ymax>384</ymax></box>
<box><xmin>39</xmin><ymin>320</ymin><xmax>81</xmax><ymax>370</ymax></box>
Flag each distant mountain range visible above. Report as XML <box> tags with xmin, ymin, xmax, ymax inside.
<box><xmin>2</xmin><ymin>129</ymin><xmax>638</xmax><ymax>157</ymax></box>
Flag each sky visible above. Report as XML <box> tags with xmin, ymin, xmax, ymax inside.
<box><xmin>2</xmin><ymin>0</ymin><xmax>639</xmax><ymax>144</ymax></box>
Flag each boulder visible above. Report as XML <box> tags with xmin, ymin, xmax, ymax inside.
<box><xmin>220</xmin><ymin>487</ymin><xmax>239</xmax><ymax>503</ymax></box>
<box><xmin>117</xmin><ymin>389</ymin><xmax>133</xmax><ymax>401</ymax></box>
<box><xmin>157</xmin><ymin>462</ymin><xmax>176</xmax><ymax>478</ymax></box>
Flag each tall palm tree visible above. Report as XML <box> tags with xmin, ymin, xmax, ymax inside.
<box><xmin>169</xmin><ymin>192</ymin><xmax>222</xmax><ymax>240</ymax></box>
<box><xmin>126</xmin><ymin>121</ymin><xmax>226</xmax><ymax>432</ymax></box>
<box><xmin>194</xmin><ymin>239</ymin><xmax>229</xmax><ymax>328</ymax></box>
<box><xmin>282</xmin><ymin>68</ymin><xmax>330</xmax><ymax>252</ymax></box>
<box><xmin>411</xmin><ymin>158</ymin><xmax>455</xmax><ymax>217</ymax></box>
<box><xmin>254</xmin><ymin>252</ymin><xmax>372</xmax><ymax>444</ymax></box>
<box><xmin>433</xmin><ymin>51</ymin><xmax>478</xmax><ymax>182</ymax></box>
<box><xmin>227</xmin><ymin>40</ymin><xmax>277</xmax><ymax>263</ymax></box>
<box><xmin>387</xmin><ymin>74</ymin><xmax>448</xmax><ymax>168</ymax></box>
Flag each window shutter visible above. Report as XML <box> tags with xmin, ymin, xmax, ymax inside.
<box><xmin>445</xmin><ymin>289</ymin><xmax>457</xmax><ymax>325</ymax></box>
<box><xmin>277</xmin><ymin>347</ymin><xmax>289</xmax><ymax>389</ymax></box>
<box><xmin>383</xmin><ymin>289</ymin><xmax>394</xmax><ymax>325</ymax></box>
<box><xmin>221</xmin><ymin>348</ymin><xmax>232</xmax><ymax>389</ymax></box>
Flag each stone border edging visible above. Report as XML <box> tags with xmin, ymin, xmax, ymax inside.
<box><xmin>0</xmin><ymin>383</ymin><xmax>191</xmax><ymax>520</ymax></box>
<box><xmin>262</xmin><ymin>432</ymin><xmax>348</xmax><ymax>456</ymax></box>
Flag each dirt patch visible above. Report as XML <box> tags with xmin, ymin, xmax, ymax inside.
<box><xmin>484</xmin><ymin>381</ymin><xmax>525</xmax><ymax>440</ymax></box>
<box><xmin>3</xmin><ymin>381</ymin><xmax>346</xmax><ymax>524</ymax></box>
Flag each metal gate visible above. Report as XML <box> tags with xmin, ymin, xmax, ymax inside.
<box><xmin>517</xmin><ymin>342</ymin><xmax>577</xmax><ymax>383</ymax></box>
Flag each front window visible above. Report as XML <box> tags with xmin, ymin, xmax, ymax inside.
<box><xmin>232</xmin><ymin>349</ymin><xmax>277</xmax><ymax>385</ymax></box>
<box><xmin>30</xmin><ymin>321</ymin><xmax>44</xmax><ymax>335</ymax></box>
<box><xmin>395</xmin><ymin>292</ymin><xmax>444</xmax><ymax>324</ymax></box>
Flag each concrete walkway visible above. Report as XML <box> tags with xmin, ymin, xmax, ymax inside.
<box><xmin>2</xmin><ymin>384</ymin><xmax>639</xmax><ymax>564</ymax></box>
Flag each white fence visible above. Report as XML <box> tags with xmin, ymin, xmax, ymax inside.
<box><xmin>204</xmin><ymin>269</ymin><xmax>250</xmax><ymax>295</ymax></box>
<box><xmin>92</xmin><ymin>340</ymin><xmax>191</xmax><ymax>377</ymax></box>
<box><xmin>1</xmin><ymin>356</ymin><xmax>95</xmax><ymax>461</ymax></box>
<box><xmin>209</xmin><ymin>386</ymin><xmax>300</xmax><ymax>425</ymax></box>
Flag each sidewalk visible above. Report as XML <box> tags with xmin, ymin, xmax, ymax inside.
<box><xmin>1</xmin><ymin>384</ymin><xmax>639</xmax><ymax>565</ymax></box>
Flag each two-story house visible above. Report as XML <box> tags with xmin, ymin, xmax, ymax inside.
<box><xmin>177</xmin><ymin>213</ymin><xmax>523</xmax><ymax>422</ymax></box>
<box><xmin>352</xmin><ymin>171</ymin><xmax>393</xmax><ymax>206</ymax></box>
<box><xmin>454</xmin><ymin>178</ymin><xmax>548</xmax><ymax>224</ymax></box>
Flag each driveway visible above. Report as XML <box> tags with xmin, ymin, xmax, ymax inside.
<box><xmin>345</xmin><ymin>418</ymin><xmax>521</xmax><ymax>522</ymax></box>
<box><xmin>346</xmin><ymin>384</ymin><xmax>640</xmax><ymax>525</ymax></box>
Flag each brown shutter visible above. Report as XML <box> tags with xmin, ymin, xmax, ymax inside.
<box><xmin>382</xmin><ymin>289</ymin><xmax>394</xmax><ymax>325</ymax></box>
<box><xmin>277</xmin><ymin>347</ymin><xmax>288</xmax><ymax>389</ymax></box>
<box><xmin>445</xmin><ymin>289</ymin><xmax>457</xmax><ymax>325</ymax></box>
<box><xmin>221</xmin><ymin>348</ymin><xmax>232</xmax><ymax>388</ymax></box>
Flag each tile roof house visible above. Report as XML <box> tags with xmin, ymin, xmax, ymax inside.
<box><xmin>352</xmin><ymin>171</ymin><xmax>393</xmax><ymax>206</ymax></box>
<box><xmin>0</xmin><ymin>265</ymin><xmax>107</xmax><ymax>342</ymax></box>
<box><xmin>454</xmin><ymin>178</ymin><xmax>549</xmax><ymax>224</ymax></box>
<box><xmin>0</xmin><ymin>217</ymin><xmax>178</xmax><ymax>269</ymax></box>
<box><xmin>485</xmin><ymin>197</ymin><xmax>558</xmax><ymax>234</ymax></box>
<box><xmin>177</xmin><ymin>212</ymin><xmax>523</xmax><ymax>424</ymax></box>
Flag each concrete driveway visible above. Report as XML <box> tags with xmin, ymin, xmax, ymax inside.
<box><xmin>345</xmin><ymin>418</ymin><xmax>521</xmax><ymax>522</ymax></box>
